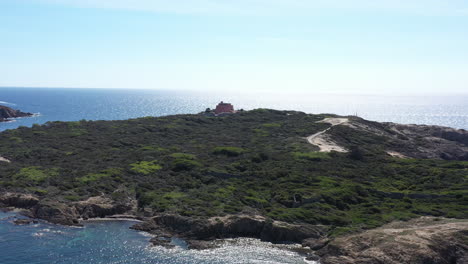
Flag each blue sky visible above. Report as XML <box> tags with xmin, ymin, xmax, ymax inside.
<box><xmin>1</xmin><ymin>0</ymin><xmax>467</xmax><ymax>94</ymax></box>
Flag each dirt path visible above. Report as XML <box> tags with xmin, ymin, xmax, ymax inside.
<box><xmin>307</xmin><ymin>118</ymin><xmax>349</xmax><ymax>152</ymax></box>
<box><xmin>386</xmin><ymin>151</ymin><xmax>408</xmax><ymax>158</ymax></box>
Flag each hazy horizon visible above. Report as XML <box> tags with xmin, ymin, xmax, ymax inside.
<box><xmin>1</xmin><ymin>0</ymin><xmax>467</xmax><ymax>94</ymax></box>
<box><xmin>2</xmin><ymin>86</ymin><xmax>468</xmax><ymax>97</ymax></box>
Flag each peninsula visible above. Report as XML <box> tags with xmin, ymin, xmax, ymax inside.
<box><xmin>0</xmin><ymin>105</ymin><xmax>33</xmax><ymax>122</ymax></box>
<box><xmin>0</xmin><ymin>109</ymin><xmax>467</xmax><ymax>263</ymax></box>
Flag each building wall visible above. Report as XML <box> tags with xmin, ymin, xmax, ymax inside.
<box><xmin>215</xmin><ymin>103</ymin><xmax>234</xmax><ymax>114</ymax></box>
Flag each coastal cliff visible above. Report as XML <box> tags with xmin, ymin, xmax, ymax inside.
<box><xmin>131</xmin><ymin>214</ymin><xmax>328</xmax><ymax>248</ymax></box>
<box><xmin>0</xmin><ymin>105</ymin><xmax>33</xmax><ymax>122</ymax></box>
<box><xmin>317</xmin><ymin>217</ymin><xmax>468</xmax><ymax>264</ymax></box>
<box><xmin>0</xmin><ymin>109</ymin><xmax>466</xmax><ymax>262</ymax></box>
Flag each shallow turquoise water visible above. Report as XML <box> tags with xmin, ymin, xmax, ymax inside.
<box><xmin>0</xmin><ymin>211</ymin><xmax>312</xmax><ymax>264</ymax></box>
<box><xmin>1</xmin><ymin>87</ymin><xmax>466</xmax><ymax>263</ymax></box>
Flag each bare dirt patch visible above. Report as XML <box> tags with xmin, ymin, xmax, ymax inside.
<box><xmin>307</xmin><ymin>118</ymin><xmax>349</xmax><ymax>153</ymax></box>
<box><xmin>386</xmin><ymin>151</ymin><xmax>408</xmax><ymax>159</ymax></box>
<box><xmin>0</xmin><ymin>156</ymin><xmax>10</xmax><ymax>163</ymax></box>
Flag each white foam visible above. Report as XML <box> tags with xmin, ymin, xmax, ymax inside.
<box><xmin>304</xmin><ymin>258</ymin><xmax>319</xmax><ymax>264</ymax></box>
<box><xmin>138</xmin><ymin>231</ymin><xmax>155</xmax><ymax>238</ymax></box>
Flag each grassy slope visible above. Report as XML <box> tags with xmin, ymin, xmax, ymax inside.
<box><xmin>0</xmin><ymin>109</ymin><xmax>466</xmax><ymax>236</ymax></box>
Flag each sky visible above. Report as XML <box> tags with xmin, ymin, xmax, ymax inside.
<box><xmin>1</xmin><ymin>0</ymin><xmax>468</xmax><ymax>94</ymax></box>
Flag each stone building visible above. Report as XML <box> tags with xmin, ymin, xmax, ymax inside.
<box><xmin>214</xmin><ymin>101</ymin><xmax>235</xmax><ymax>115</ymax></box>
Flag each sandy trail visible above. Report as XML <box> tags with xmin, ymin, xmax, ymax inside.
<box><xmin>0</xmin><ymin>156</ymin><xmax>11</xmax><ymax>163</ymax></box>
<box><xmin>386</xmin><ymin>151</ymin><xmax>408</xmax><ymax>158</ymax></box>
<box><xmin>307</xmin><ymin>118</ymin><xmax>349</xmax><ymax>152</ymax></box>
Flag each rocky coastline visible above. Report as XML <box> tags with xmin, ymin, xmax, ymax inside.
<box><xmin>317</xmin><ymin>217</ymin><xmax>468</xmax><ymax>264</ymax></box>
<box><xmin>1</xmin><ymin>191</ymin><xmax>467</xmax><ymax>263</ymax></box>
<box><xmin>0</xmin><ymin>105</ymin><xmax>33</xmax><ymax>122</ymax></box>
<box><xmin>130</xmin><ymin>213</ymin><xmax>328</xmax><ymax>250</ymax></box>
<box><xmin>0</xmin><ymin>192</ymin><xmax>327</xmax><ymax>245</ymax></box>
<box><xmin>1</xmin><ymin>110</ymin><xmax>467</xmax><ymax>263</ymax></box>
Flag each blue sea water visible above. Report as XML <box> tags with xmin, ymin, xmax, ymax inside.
<box><xmin>1</xmin><ymin>87</ymin><xmax>468</xmax><ymax>263</ymax></box>
<box><xmin>0</xmin><ymin>211</ymin><xmax>311</xmax><ymax>264</ymax></box>
<box><xmin>0</xmin><ymin>87</ymin><xmax>467</xmax><ymax>131</ymax></box>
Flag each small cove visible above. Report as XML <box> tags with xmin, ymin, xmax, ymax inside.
<box><xmin>0</xmin><ymin>211</ymin><xmax>314</xmax><ymax>264</ymax></box>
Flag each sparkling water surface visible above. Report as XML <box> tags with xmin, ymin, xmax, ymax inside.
<box><xmin>0</xmin><ymin>211</ymin><xmax>313</xmax><ymax>264</ymax></box>
<box><xmin>1</xmin><ymin>87</ymin><xmax>467</xmax><ymax>263</ymax></box>
<box><xmin>0</xmin><ymin>87</ymin><xmax>467</xmax><ymax>131</ymax></box>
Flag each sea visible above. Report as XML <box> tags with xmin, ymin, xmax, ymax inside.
<box><xmin>0</xmin><ymin>211</ymin><xmax>310</xmax><ymax>264</ymax></box>
<box><xmin>1</xmin><ymin>87</ymin><xmax>467</xmax><ymax>132</ymax></box>
<box><xmin>0</xmin><ymin>87</ymin><xmax>467</xmax><ymax>264</ymax></box>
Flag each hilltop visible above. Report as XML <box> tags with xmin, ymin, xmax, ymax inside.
<box><xmin>0</xmin><ymin>109</ymin><xmax>467</xmax><ymax>262</ymax></box>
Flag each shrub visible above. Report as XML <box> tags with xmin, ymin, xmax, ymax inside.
<box><xmin>213</xmin><ymin>146</ymin><xmax>246</xmax><ymax>157</ymax></box>
<box><xmin>170</xmin><ymin>153</ymin><xmax>196</xmax><ymax>160</ymax></box>
<box><xmin>262</xmin><ymin>123</ymin><xmax>281</xmax><ymax>128</ymax></box>
<box><xmin>251</xmin><ymin>152</ymin><xmax>269</xmax><ymax>163</ymax></box>
<box><xmin>349</xmin><ymin>146</ymin><xmax>365</xmax><ymax>160</ymax></box>
<box><xmin>26</xmin><ymin>187</ymin><xmax>48</xmax><ymax>195</ymax></box>
<box><xmin>172</xmin><ymin>159</ymin><xmax>201</xmax><ymax>171</ymax></box>
<box><xmin>64</xmin><ymin>195</ymin><xmax>81</xmax><ymax>201</ymax></box>
<box><xmin>15</xmin><ymin>167</ymin><xmax>58</xmax><ymax>183</ymax></box>
<box><xmin>130</xmin><ymin>161</ymin><xmax>162</xmax><ymax>175</ymax></box>
<box><xmin>78</xmin><ymin>168</ymin><xmax>123</xmax><ymax>183</ymax></box>
<box><xmin>293</xmin><ymin>152</ymin><xmax>330</xmax><ymax>161</ymax></box>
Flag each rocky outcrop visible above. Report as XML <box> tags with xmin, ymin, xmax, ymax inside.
<box><xmin>0</xmin><ymin>105</ymin><xmax>33</xmax><ymax>122</ymax></box>
<box><xmin>14</xmin><ymin>219</ymin><xmax>38</xmax><ymax>225</ymax></box>
<box><xmin>131</xmin><ymin>214</ymin><xmax>328</xmax><ymax>248</ymax></box>
<box><xmin>149</xmin><ymin>237</ymin><xmax>176</xmax><ymax>249</ymax></box>
<box><xmin>31</xmin><ymin>202</ymin><xmax>80</xmax><ymax>226</ymax></box>
<box><xmin>317</xmin><ymin>217</ymin><xmax>468</xmax><ymax>264</ymax></box>
<box><xmin>333</xmin><ymin>118</ymin><xmax>468</xmax><ymax>161</ymax></box>
<box><xmin>74</xmin><ymin>196</ymin><xmax>134</xmax><ymax>219</ymax></box>
<box><xmin>302</xmin><ymin>237</ymin><xmax>330</xmax><ymax>250</ymax></box>
<box><xmin>260</xmin><ymin>220</ymin><xmax>326</xmax><ymax>243</ymax></box>
<box><xmin>0</xmin><ymin>192</ymin><xmax>39</xmax><ymax>208</ymax></box>
<box><xmin>385</xmin><ymin>123</ymin><xmax>468</xmax><ymax>160</ymax></box>
<box><xmin>1</xmin><ymin>193</ymin><xmax>135</xmax><ymax>226</ymax></box>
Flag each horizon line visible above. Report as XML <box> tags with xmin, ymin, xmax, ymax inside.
<box><xmin>1</xmin><ymin>86</ymin><xmax>467</xmax><ymax>97</ymax></box>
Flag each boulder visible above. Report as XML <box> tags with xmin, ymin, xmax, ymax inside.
<box><xmin>13</xmin><ymin>219</ymin><xmax>38</xmax><ymax>225</ymax></box>
<box><xmin>302</xmin><ymin>237</ymin><xmax>330</xmax><ymax>250</ymax></box>
<box><xmin>186</xmin><ymin>239</ymin><xmax>220</xmax><ymax>250</ymax></box>
<box><xmin>32</xmin><ymin>202</ymin><xmax>80</xmax><ymax>226</ymax></box>
<box><xmin>75</xmin><ymin>196</ymin><xmax>132</xmax><ymax>219</ymax></box>
<box><xmin>149</xmin><ymin>237</ymin><xmax>176</xmax><ymax>249</ymax></box>
<box><xmin>260</xmin><ymin>220</ymin><xmax>327</xmax><ymax>243</ymax></box>
<box><xmin>0</xmin><ymin>192</ymin><xmax>39</xmax><ymax>208</ymax></box>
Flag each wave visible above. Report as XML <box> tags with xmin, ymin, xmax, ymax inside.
<box><xmin>1</xmin><ymin>113</ymin><xmax>41</xmax><ymax>121</ymax></box>
<box><xmin>1</xmin><ymin>119</ymin><xmax>17</xmax><ymax>123</ymax></box>
<box><xmin>0</xmin><ymin>101</ymin><xmax>16</xmax><ymax>106</ymax></box>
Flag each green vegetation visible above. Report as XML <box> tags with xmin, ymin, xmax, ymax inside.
<box><xmin>78</xmin><ymin>168</ymin><xmax>123</xmax><ymax>183</ymax></box>
<box><xmin>0</xmin><ymin>109</ymin><xmax>466</xmax><ymax>236</ymax></box>
<box><xmin>14</xmin><ymin>167</ymin><xmax>58</xmax><ymax>183</ymax></box>
<box><xmin>213</xmin><ymin>146</ymin><xmax>246</xmax><ymax>157</ymax></box>
<box><xmin>262</xmin><ymin>122</ymin><xmax>282</xmax><ymax>128</ymax></box>
<box><xmin>170</xmin><ymin>153</ymin><xmax>196</xmax><ymax>160</ymax></box>
<box><xmin>293</xmin><ymin>151</ymin><xmax>331</xmax><ymax>161</ymax></box>
<box><xmin>130</xmin><ymin>161</ymin><xmax>162</xmax><ymax>175</ymax></box>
